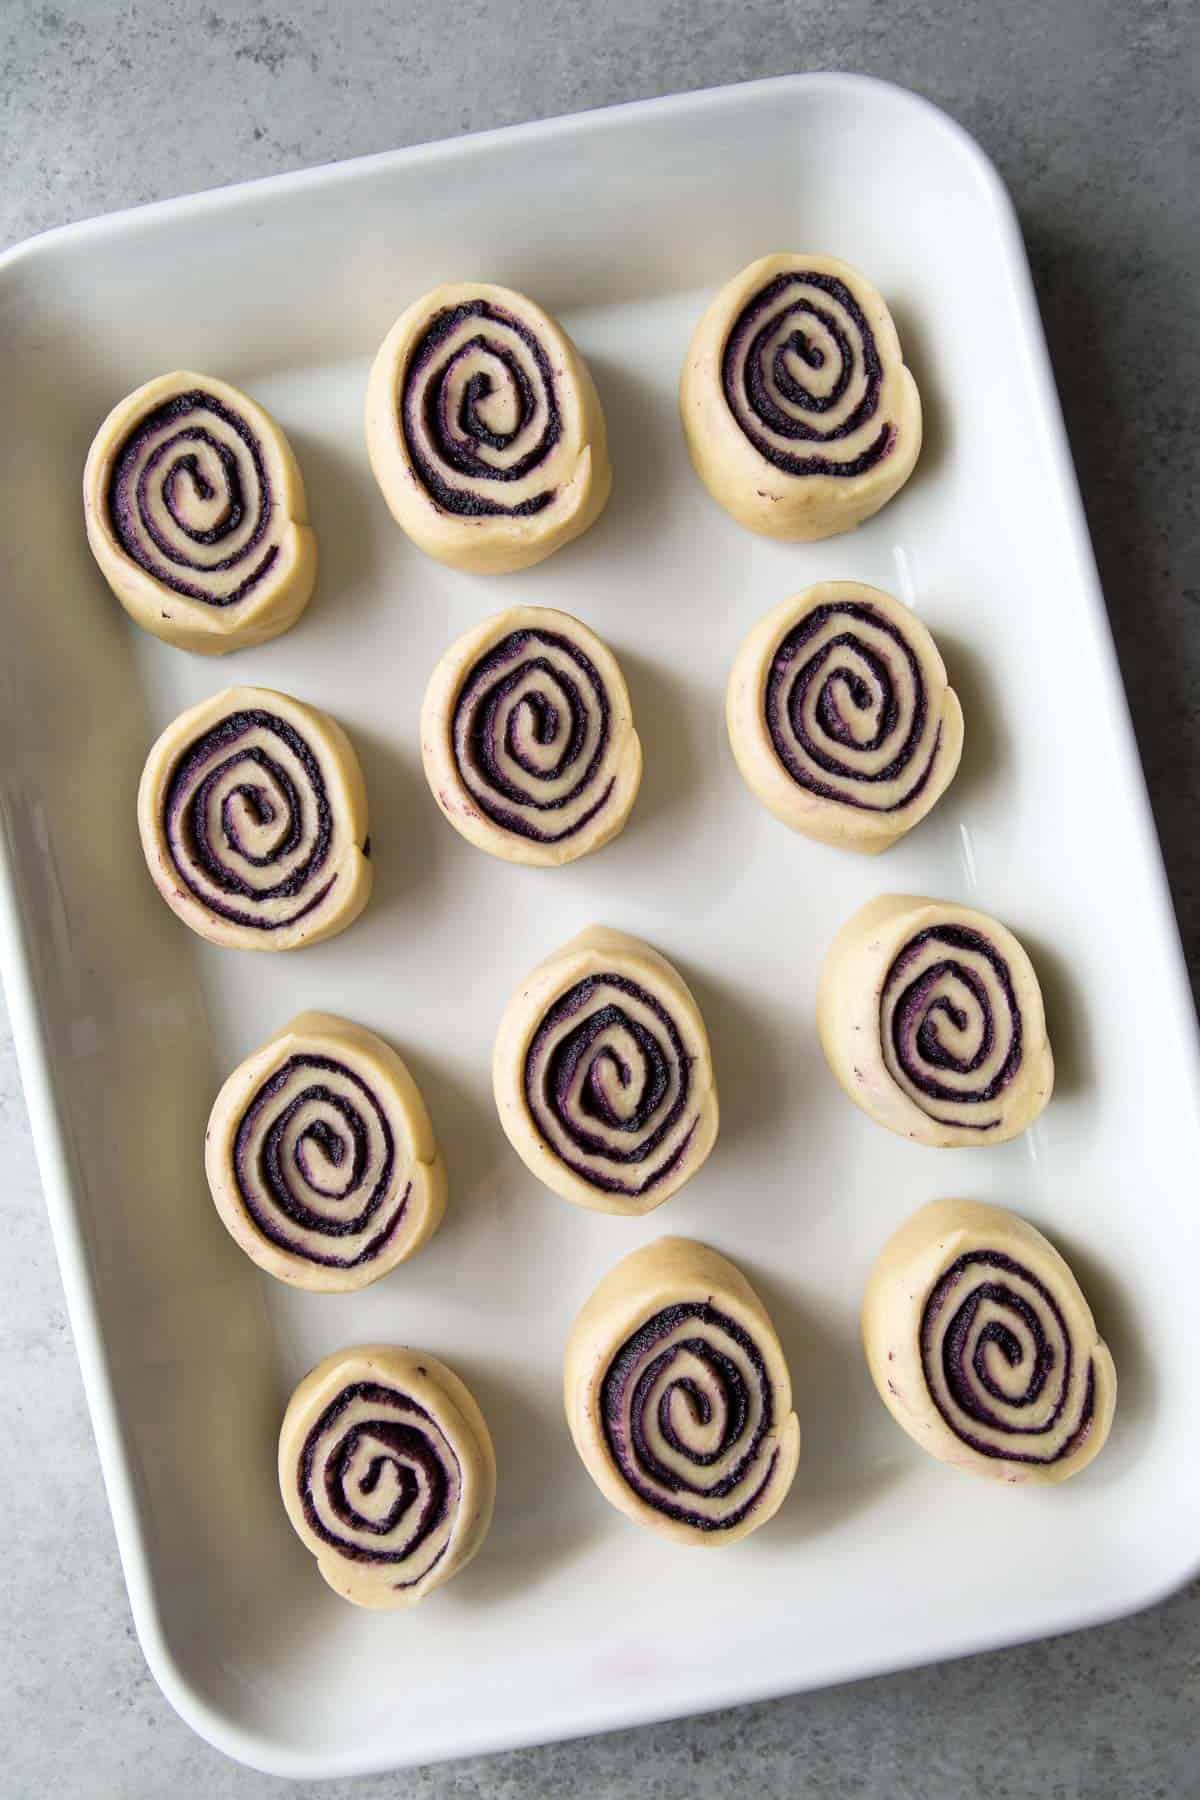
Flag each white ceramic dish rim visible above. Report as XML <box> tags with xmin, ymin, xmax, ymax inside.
<box><xmin>2</xmin><ymin>72</ymin><xmax>1198</xmax><ymax>1779</ymax></box>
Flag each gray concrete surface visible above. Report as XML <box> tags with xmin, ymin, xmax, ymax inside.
<box><xmin>2</xmin><ymin>1</ymin><xmax>1198</xmax><ymax>1795</ymax></box>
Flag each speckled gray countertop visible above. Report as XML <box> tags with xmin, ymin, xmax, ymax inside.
<box><xmin>2</xmin><ymin>4</ymin><xmax>1197</xmax><ymax>1796</ymax></box>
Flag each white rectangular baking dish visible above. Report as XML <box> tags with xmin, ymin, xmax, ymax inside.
<box><xmin>2</xmin><ymin>73</ymin><xmax>1198</xmax><ymax>1780</ymax></box>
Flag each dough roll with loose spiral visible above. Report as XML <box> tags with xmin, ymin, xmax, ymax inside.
<box><xmin>279</xmin><ymin>1346</ymin><xmax>496</xmax><ymax>1607</ymax></box>
<box><xmin>818</xmin><ymin>895</ymin><xmax>1054</xmax><ymax>1147</ymax></box>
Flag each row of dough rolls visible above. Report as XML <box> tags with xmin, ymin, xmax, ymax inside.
<box><xmin>202</xmin><ymin>927</ymin><xmax>717</xmax><ymax>1298</ymax></box>
<box><xmin>278</xmin><ymin>1203</ymin><xmax>1115</xmax><ymax>1607</ymax></box>
<box><xmin>203</xmin><ymin>895</ymin><xmax>1056</xmax><ymax>1298</ymax></box>
<box><xmin>277</xmin><ymin>1236</ymin><xmax>801</xmax><ymax>1610</ymax></box>
<box><xmin>132</xmin><ymin>573</ymin><xmax>966</xmax><ymax>961</ymax></box>
<box><xmin>84</xmin><ymin>255</ymin><xmax>921</xmax><ymax>651</ymax></box>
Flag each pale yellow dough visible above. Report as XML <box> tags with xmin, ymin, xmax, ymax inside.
<box><xmin>205</xmin><ymin>1013</ymin><xmax>446</xmax><ymax>1292</ymax></box>
<box><xmin>818</xmin><ymin>895</ymin><xmax>1054</xmax><ymax>1147</ymax></box>
<box><xmin>680</xmin><ymin>254</ymin><xmax>922</xmax><ymax>541</ymax></box>
<box><xmin>565</xmin><ymin>1237</ymin><xmax>801</xmax><ymax>1543</ymax></box>
<box><xmin>365</xmin><ymin>282</ymin><xmax>611</xmax><ymax>574</ymax></box>
<box><xmin>862</xmin><ymin>1199</ymin><xmax>1117</xmax><ymax>1484</ymax></box>
<box><xmin>727</xmin><ymin>582</ymin><xmax>963</xmax><ymax>853</ymax></box>
<box><xmin>421</xmin><ymin>605</ymin><xmax>642</xmax><ymax>867</ymax></box>
<box><xmin>83</xmin><ymin>370</ymin><xmax>316</xmax><ymax>654</ymax></box>
<box><xmin>493</xmin><ymin>926</ymin><xmax>718</xmax><ymax>1215</ymax></box>
<box><xmin>137</xmin><ymin>684</ymin><xmax>372</xmax><ymax>952</ymax></box>
<box><xmin>279</xmin><ymin>1346</ymin><xmax>496</xmax><ymax>1608</ymax></box>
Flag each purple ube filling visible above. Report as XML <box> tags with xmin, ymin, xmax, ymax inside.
<box><xmin>766</xmin><ymin>600</ymin><xmax>939</xmax><ymax>812</ymax></box>
<box><xmin>920</xmin><ymin>1252</ymin><xmax>1097</xmax><ymax>1464</ymax></box>
<box><xmin>401</xmin><ymin>299</ymin><xmax>562</xmax><ymax>516</ymax></box>
<box><xmin>163</xmin><ymin>707</ymin><xmax>335</xmax><ymax>931</ymax></box>
<box><xmin>721</xmin><ymin>270</ymin><xmax>893</xmax><ymax>477</ymax></box>
<box><xmin>524</xmin><ymin>974</ymin><xmax>695</xmax><ymax>1196</ymax></box>
<box><xmin>233</xmin><ymin>1053</ymin><xmax>408</xmax><ymax>1269</ymax></box>
<box><xmin>107</xmin><ymin>388</ymin><xmax>278</xmax><ymax>604</ymax></box>
<box><xmin>452</xmin><ymin>627</ymin><xmax>614</xmax><ymax>843</ymax></box>
<box><xmin>299</xmin><ymin>1382</ymin><xmax>457</xmax><ymax>1585</ymax></box>
<box><xmin>883</xmin><ymin>924</ymin><xmax>1023</xmax><ymax>1128</ymax></box>
<box><xmin>600</xmin><ymin>1301</ymin><xmax>778</xmax><ymax>1531</ymax></box>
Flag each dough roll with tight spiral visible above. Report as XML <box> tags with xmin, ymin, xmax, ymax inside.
<box><xmin>727</xmin><ymin>582</ymin><xmax>962</xmax><ymax>852</ymax></box>
<box><xmin>137</xmin><ymin>684</ymin><xmax>372</xmax><ymax>951</ymax></box>
<box><xmin>421</xmin><ymin>605</ymin><xmax>642</xmax><ymax>866</ymax></box>
<box><xmin>366</xmin><ymin>283</ymin><xmax>610</xmax><ymax>574</ymax></box>
<box><xmin>205</xmin><ymin>1013</ymin><xmax>446</xmax><ymax>1292</ymax></box>
<box><xmin>862</xmin><ymin>1199</ymin><xmax>1116</xmax><ymax>1484</ymax></box>
<box><xmin>680</xmin><ymin>254</ymin><xmax>921</xmax><ymax>541</ymax></box>
<box><xmin>493</xmin><ymin>927</ymin><xmax>718</xmax><ymax>1215</ymax></box>
<box><xmin>83</xmin><ymin>371</ymin><xmax>316</xmax><ymax>653</ymax></box>
<box><xmin>565</xmin><ymin>1237</ymin><xmax>801</xmax><ymax>1543</ymax></box>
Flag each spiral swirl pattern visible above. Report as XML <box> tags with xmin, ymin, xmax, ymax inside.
<box><xmin>600</xmin><ymin>1301</ymin><xmax>782</xmax><ymax>1531</ymax></box>
<box><xmin>140</xmin><ymin>688</ymin><xmax>371</xmax><ymax>949</ymax></box>
<box><xmin>862</xmin><ymin>1201</ymin><xmax>1115</xmax><ymax>1483</ymax></box>
<box><xmin>208</xmin><ymin>1015</ymin><xmax>444</xmax><ymax>1290</ymax></box>
<box><xmin>233</xmin><ymin>1054</ymin><xmax>403</xmax><ymax>1268</ymax></box>
<box><xmin>107</xmin><ymin>387</ymin><xmax>282</xmax><ymax>603</ymax></box>
<box><xmin>819</xmin><ymin>898</ymin><xmax>1053</xmax><ymax>1148</ymax></box>
<box><xmin>281</xmin><ymin>1348</ymin><xmax>495</xmax><ymax>1605</ymax></box>
<box><xmin>721</xmin><ymin>270</ymin><xmax>894</xmax><ymax>477</ymax></box>
<box><xmin>766</xmin><ymin>598</ymin><xmax>944</xmax><ymax>811</ymax></box>
<box><xmin>424</xmin><ymin>608</ymin><xmax>641</xmax><ymax>867</ymax></box>
<box><xmin>297</xmin><ymin>1381</ymin><xmax>462</xmax><ymax>1589</ymax></box>
<box><xmin>881</xmin><ymin>925</ymin><xmax>1023</xmax><ymax>1131</ymax></box>
<box><xmin>524</xmin><ymin>974</ymin><xmax>700</xmax><ymax>1199</ymax></box>
<box><xmin>161</xmin><ymin>706</ymin><xmax>337</xmax><ymax>932</ymax></box>
<box><xmin>496</xmin><ymin>931</ymin><xmax>717</xmax><ymax>1214</ymax></box>
<box><xmin>402</xmin><ymin>298</ymin><xmax>563</xmax><ymax>517</ymax></box>
<box><xmin>368</xmin><ymin>283</ymin><xmax>609</xmax><ymax>574</ymax></box>
<box><xmin>920</xmin><ymin>1251</ymin><xmax>1101</xmax><ymax>1466</ymax></box>
<box><xmin>452</xmin><ymin>626</ymin><xmax>616</xmax><ymax>842</ymax></box>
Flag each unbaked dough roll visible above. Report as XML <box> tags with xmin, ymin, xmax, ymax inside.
<box><xmin>365</xmin><ymin>282</ymin><xmax>611</xmax><ymax>574</ymax></box>
<box><xmin>279</xmin><ymin>1346</ymin><xmax>496</xmax><ymax>1608</ymax></box>
<box><xmin>565</xmin><ymin>1237</ymin><xmax>801</xmax><ymax>1542</ymax></box>
<box><xmin>727</xmin><ymin>582</ymin><xmax>963</xmax><ymax>852</ymax></box>
<box><xmin>818</xmin><ymin>896</ymin><xmax>1054</xmax><ymax>1146</ymax></box>
<box><xmin>137</xmin><ymin>685</ymin><xmax>372</xmax><ymax>951</ymax></box>
<box><xmin>421</xmin><ymin>606</ymin><xmax>642</xmax><ymax>866</ymax></box>
<box><xmin>863</xmin><ymin>1199</ymin><xmax>1116</xmax><ymax>1484</ymax></box>
<box><xmin>205</xmin><ymin>1013</ymin><xmax>446</xmax><ymax>1291</ymax></box>
<box><xmin>83</xmin><ymin>371</ymin><xmax>316</xmax><ymax>654</ymax></box>
<box><xmin>493</xmin><ymin>927</ymin><xmax>718</xmax><ymax>1215</ymax></box>
<box><xmin>680</xmin><ymin>254</ymin><xmax>922</xmax><ymax>541</ymax></box>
